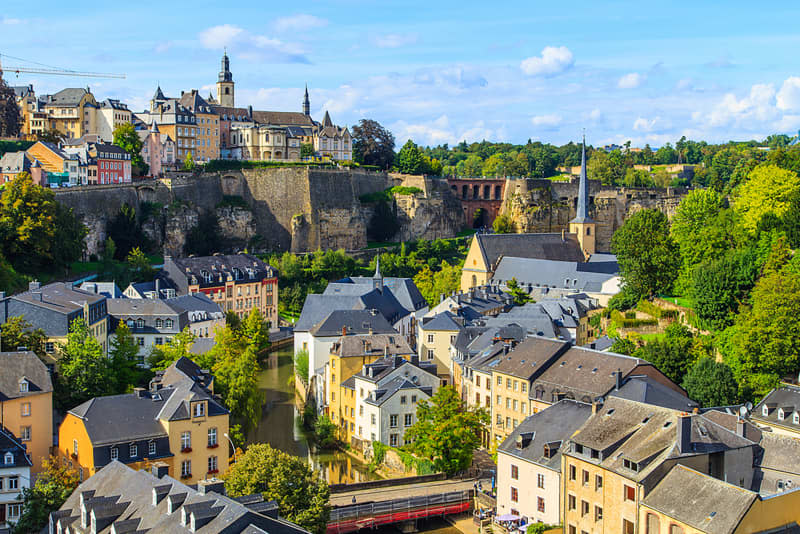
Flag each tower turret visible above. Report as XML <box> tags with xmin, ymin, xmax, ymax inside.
<box><xmin>303</xmin><ymin>84</ymin><xmax>310</xmax><ymax>116</ymax></box>
<box><xmin>216</xmin><ymin>50</ymin><xmax>235</xmax><ymax>107</ymax></box>
<box><xmin>569</xmin><ymin>135</ymin><xmax>596</xmax><ymax>259</ymax></box>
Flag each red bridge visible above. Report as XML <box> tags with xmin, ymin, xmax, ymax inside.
<box><xmin>445</xmin><ymin>178</ymin><xmax>507</xmax><ymax>228</ymax></box>
<box><xmin>326</xmin><ymin>490</ymin><xmax>473</xmax><ymax>534</ymax></box>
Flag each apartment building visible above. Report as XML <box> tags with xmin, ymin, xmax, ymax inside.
<box><xmin>137</xmin><ymin>89</ymin><xmax>196</xmax><ymax>161</ymax></box>
<box><xmin>179</xmin><ymin>90</ymin><xmax>220</xmax><ymax>162</ymax></box>
<box><xmin>96</xmin><ymin>98</ymin><xmax>131</xmax><ymax>142</ymax></box>
<box><xmin>0</xmin><ymin>351</ymin><xmax>53</xmax><ymax>474</ymax></box>
<box><xmin>418</xmin><ymin>311</ymin><xmax>463</xmax><ymax>385</ymax></box>
<box><xmin>0</xmin><ymin>425</ymin><xmax>31</xmax><ymax>529</ymax></box>
<box><xmin>751</xmin><ymin>386</ymin><xmax>800</xmax><ymax>439</ymax></box>
<box><xmin>106</xmin><ymin>298</ymin><xmax>188</xmax><ymax>365</ymax></box>
<box><xmin>42</xmin><ymin>87</ymin><xmax>99</xmax><ymax>139</ymax></box>
<box><xmin>58</xmin><ymin>357</ymin><xmax>228</xmax><ymax>484</ymax></box>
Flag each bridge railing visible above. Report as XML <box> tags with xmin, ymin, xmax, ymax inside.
<box><xmin>329</xmin><ymin>490</ymin><xmax>473</xmax><ymax>523</ymax></box>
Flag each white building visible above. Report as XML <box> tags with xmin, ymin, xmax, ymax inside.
<box><xmin>351</xmin><ymin>357</ymin><xmax>439</xmax><ymax>447</ymax></box>
<box><xmin>97</xmin><ymin>99</ymin><xmax>132</xmax><ymax>142</ymax></box>
<box><xmin>166</xmin><ymin>293</ymin><xmax>226</xmax><ymax>340</ymax></box>
<box><xmin>0</xmin><ymin>426</ymin><xmax>32</xmax><ymax>530</ymax></box>
<box><xmin>106</xmin><ymin>299</ymin><xmax>188</xmax><ymax>365</ymax></box>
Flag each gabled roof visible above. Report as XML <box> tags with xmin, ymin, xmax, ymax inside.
<box><xmin>0</xmin><ymin>425</ymin><xmax>32</xmax><ymax>468</ymax></box>
<box><xmin>420</xmin><ymin>311</ymin><xmax>463</xmax><ymax>332</ymax></box>
<box><xmin>498</xmin><ymin>400</ymin><xmax>592</xmax><ymax>472</ymax></box>
<box><xmin>252</xmin><ymin>110</ymin><xmax>314</xmax><ymax>127</ymax></box>
<box><xmin>610</xmin><ymin>375</ymin><xmax>698</xmax><ymax>411</ymax></box>
<box><xmin>642</xmin><ymin>465</ymin><xmax>757</xmax><ymax>534</ymax></box>
<box><xmin>0</xmin><ymin>351</ymin><xmax>53</xmax><ymax>400</ymax></box>
<box><xmin>46</xmin><ymin>87</ymin><xmax>90</xmax><ymax>107</ymax></box>
<box><xmin>309</xmin><ymin>310</ymin><xmax>395</xmax><ymax>337</ymax></box>
<box><xmin>489</xmin><ymin>336</ymin><xmax>570</xmax><ymax>380</ymax></box>
<box><xmin>332</xmin><ymin>334</ymin><xmax>413</xmax><ymax>359</ymax></box>
<box><xmin>753</xmin><ymin>386</ymin><xmax>800</xmax><ymax>429</ymax></box>
<box><xmin>299</xmin><ymin>287</ymin><xmax>409</xmax><ymax>332</ymax></box>
<box><xmin>493</xmin><ymin>256</ymin><xmax>618</xmax><ymax>293</ymax></box>
<box><xmin>364</xmin><ymin>375</ymin><xmax>433</xmax><ymax>407</ymax></box>
<box><xmin>11</xmin><ymin>281</ymin><xmax>104</xmax><ymax>314</ymax></box>
<box><xmin>0</xmin><ymin>151</ymin><xmax>34</xmax><ymax>174</ymax></box>
<box><xmin>342</xmin><ymin>276</ymin><xmax>428</xmax><ymax>312</ymax></box>
<box><xmin>474</xmin><ymin>233</ymin><xmax>585</xmax><ymax>270</ymax></box>
<box><xmin>178</xmin><ymin>90</ymin><xmax>216</xmax><ymax>115</ymax></box>
<box><xmin>78</xmin><ymin>281</ymin><xmax>124</xmax><ymax>298</ymax></box>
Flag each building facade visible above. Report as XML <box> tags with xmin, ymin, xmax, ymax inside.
<box><xmin>97</xmin><ymin>99</ymin><xmax>131</xmax><ymax>142</ymax></box>
<box><xmin>0</xmin><ymin>425</ymin><xmax>32</xmax><ymax>529</ymax></box>
<box><xmin>42</xmin><ymin>87</ymin><xmax>99</xmax><ymax>139</ymax></box>
<box><xmin>106</xmin><ymin>298</ymin><xmax>188</xmax><ymax>364</ymax></box>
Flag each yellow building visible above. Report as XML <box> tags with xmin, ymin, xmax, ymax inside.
<box><xmin>179</xmin><ymin>90</ymin><xmax>220</xmax><ymax>162</ymax></box>
<box><xmin>42</xmin><ymin>88</ymin><xmax>98</xmax><ymax>139</ymax></box>
<box><xmin>327</xmin><ymin>333</ymin><xmax>414</xmax><ymax>443</ymax></box>
<box><xmin>561</xmin><ymin>398</ymin><xmax>758</xmax><ymax>534</ymax></box>
<box><xmin>418</xmin><ymin>312</ymin><xmax>463</xmax><ymax>385</ymax></box>
<box><xmin>58</xmin><ymin>357</ymin><xmax>229</xmax><ymax>484</ymax></box>
<box><xmin>0</xmin><ymin>351</ymin><xmax>54</xmax><ymax>473</ymax></box>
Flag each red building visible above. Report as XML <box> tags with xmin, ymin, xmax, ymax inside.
<box><xmin>92</xmin><ymin>143</ymin><xmax>131</xmax><ymax>184</ymax></box>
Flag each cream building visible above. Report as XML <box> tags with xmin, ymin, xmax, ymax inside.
<box><xmin>418</xmin><ymin>311</ymin><xmax>463</xmax><ymax>385</ymax></box>
<box><xmin>42</xmin><ymin>88</ymin><xmax>99</xmax><ymax>139</ymax></box>
<box><xmin>97</xmin><ymin>99</ymin><xmax>131</xmax><ymax>142</ymax></box>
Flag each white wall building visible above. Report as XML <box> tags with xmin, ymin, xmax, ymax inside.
<box><xmin>0</xmin><ymin>427</ymin><xmax>32</xmax><ymax>530</ymax></box>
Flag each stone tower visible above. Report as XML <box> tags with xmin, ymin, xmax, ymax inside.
<box><xmin>303</xmin><ymin>84</ymin><xmax>310</xmax><ymax>116</ymax></box>
<box><xmin>216</xmin><ymin>51</ymin><xmax>235</xmax><ymax>107</ymax></box>
<box><xmin>373</xmin><ymin>256</ymin><xmax>383</xmax><ymax>292</ymax></box>
<box><xmin>568</xmin><ymin>135</ymin><xmax>596</xmax><ymax>258</ymax></box>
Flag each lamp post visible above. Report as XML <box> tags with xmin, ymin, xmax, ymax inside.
<box><xmin>223</xmin><ymin>432</ymin><xmax>237</xmax><ymax>464</ymax></box>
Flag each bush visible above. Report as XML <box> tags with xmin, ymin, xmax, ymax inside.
<box><xmin>624</xmin><ymin>311</ymin><xmax>636</xmax><ymax>320</ymax></box>
<box><xmin>637</xmin><ymin>299</ymin><xmax>679</xmax><ymax>320</ymax></box>
<box><xmin>313</xmin><ymin>415</ymin><xmax>338</xmax><ymax>449</ymax></box>
<box><xmin>608</xmin><ymin>288</ymin><xmax>639</xmax><ymax>311</ymax></box>
<box><xmin>204</xmin><ymin>159</ymin><xmax>336</xmax><ymax>172</ymax></box>
<box><xmin>360</xmin><ymin>186</ymin><xmax>423</xmax><ymax>204</ymax></box>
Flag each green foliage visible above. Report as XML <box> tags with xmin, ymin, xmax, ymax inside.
<box><xmin>396</xmin><ymin>140</ymin><xmax>426</xmax><ymax>174</ymax></box>
<box><xmin>527</xmin><ymin>524</ymin><xmax>559</xmax><ymax>534</ymax></box>
<box><xmin>10</xmin><ymin>458</ymin><xmax>79</xmax><ymax>534</ymax></box>
<box><xmin>611</xmin><ymin>209</ymin><xmax>680</xmax><ymax>300</ymax></box>
<box><xmin>112</xmin><ymin>122</ymin><xmax>146</xmax><ymax>175</ymax></box>
<box><xmin>313</xmin><ymin>415</ymin><xmax>338</xmax><ymax>449</ymax></box>
<box><xmin>294</xmin><ymin>349</ymin><xmax>310</xmax><ymax>385</ymax></box>
<box><xmin>185</xmin><ymin>211</ymin><xmax>223</xmax><ymax>256</ymax></box>
<box><xmin>183</xmin><ymin>151</ymin><xmax>195</xmax><ymax>171</ymax></box>
<box><xmin>352</xmin><ymin>119</ymin><xmax>396</xmax><ymax>169</ymax></box>
<box><xmin>55</xmin><ymin>319</ymin><xmax>113</xmax><ymax>409</ymax></box>
<box><xmin>359</xmin><ymin>186</ymin><xmax>423</xmax><ymax>204</ymax></box>
<box><xmin>682</xmin><ymin>358</ymin><xmax>739</xmax><ymax>407</ymax></box>
<box><xmin>492</xmin><ymin>213</ymin><xmax>514</xmax><ymax>234</ymax></box>
<box><xmin>367</xmin><ymin>200</ymin><xmax>400</xmax><ymax>242</ymax></box>
<box><xmin>109</xmin><ymin>323</ymin><xmax>150</xmax><ymax>393</ymax></box>
<box><xmin>691</xmin><ymin>248</ymin><xmax>759</xmax><ymax>330</ymax></box>
<box><xmin>371</xmin><ymin>441</ymin><xmax>387</xmax><ymax>465</ymax></box>
<box><xmin>0</xmin><ymin>173</ymin><xmax>85</xmax><ymax>273</ymax></box>
<box><xmin>0</xmin><ymin>252</ymin><xmax>28</xmax><ymax>294</ymax></box>
<box><xmin>404</xmin><ymin>386</ymin><xmax>489</xmax><ymax>476</ymax></box>
<box><xmin>634</xmin><ymin>336</ymin><xmax>693</xmax><ymax>385</ymax></box>
<box><xmin>506</xmin><ymin>278</ymin><xmax>532</xmax><ymax>305</ymax></box>
<box><xmin>209</xmin><ymin>325</ymin><xmax>263</xmax><ymax>433</ymax></box>
<box><xmin>733</xmin><ymin>164</ymin><xmax>800</xmax><ymax>234</ymax></box>
<box><xmin>607</xmin><ymin>287</ymin><xmax>639</xmax><ymax>311</ymax></box>
<box><xmin>224</xmin><ymin>444</ymin><xmax>331</xmax><ymax>534</ymax></box>
<box><xmin>106</xmin><ymin>203</ymin><xmax>153</xmax><ymax>260</ymax></box>
<box><xmin>636</xmin><ymin>300</ymin><xmax>677</xmax><ymax>320</ymax></box>
<box><xmin>610</xmin><ymin>336</ymin><xmax>639</xmax><ymax>356</ymax></box>
<box><xmin>204</xmin><ymin>159</ymin><xmax>337</xmax><ymax>172</ymax></box>
<box><xmin>413</xmin><ymin>260</ymin><xmax>462</xmax><ymax>306</ymax></box>
<box><xmin>0</xmin><ymin>316</ymin><xmax>46</xmax><ymax>356</ymax></box>
<box><xmin>301</xmin><ymin>143</ymin><xmax>315</xmax><ymax>158</ymax></box>
<box><xmin>148</xmin><ymin>328</ymin><xmax>197</xmax><ymax>370</ymax></box>
<box><xmin>0</xmin><ymin>140</ymin><xmax>34</xmax><ymax>157</ymax></box>
<box><xmin>0</xmin><ymin>76</ymin><xmax>22</xmax><ymax>138</ymax></box>
<box><xmin>216</xmin><ymin>195</ymin><xmax>250</xmax><ymax>209</ymax></box>
<box><xmin>240</xmin><ymin>307</ymin><xmax>271</xmax><ymax>353</ymax></box>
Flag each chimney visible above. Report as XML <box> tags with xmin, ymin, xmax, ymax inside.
<box><xmin>155</xmin><ymin>279</ymin><xmax>161</xmax><ymax>299</ymax></box>
<box><xmin>197</xmin><ymin>479</ymin><xmax>225</xmax><ymax>495</ymax></box>
<box><xmin>151</xmin><ymin>462</ymin><xmax>170</xmax><ymax>479</ymax></box>
<box><xmin>677</xmin><ymin>413</ymin><xmax>692</xmax><ymax>454</ymax></box>
<box><xmin>736</xmin><ymin>418</ymin><xmax>747</xmax><ymax>439</ymax></box>
<box><xmin>592</xmin><ymin>401</ymin><xmax>603</xmax><ymax>414</ymax></box>
<box><xmin>342</xmin><ymin>325</ymin><xmax>347</xmax><ymax>336</ymax></box>
<box><xmin>615</xmin><ymin>368</ymin><xmax>622</xmax><ymax>391</ymax></box>
<box><xmin>29</xmin><ymin>281</ymin><xmax>41</xmax><ymax>291</ymax></box>
<box><xmin>133</xmin><ymin>387</ymin><xmax>146</xmax><ymax>398</ymax></box>
<box><xmin>32</xmin><ymin>291</ymin><xmax>42</xmax><ymax>302</ymax></box>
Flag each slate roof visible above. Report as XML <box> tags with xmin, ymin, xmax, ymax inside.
<box><xmin>0</xmin><ymin>351</ymin><xmax>53</xmax><ymax>401</ymax></box>
<box><xmin>53</xmin><ymin>461</ymin><xmax>310</xmax><ymax>534</ymax></box>
<box><xmin>753</xmin><ymin>386</ymin><xmax>800</xmax><ymax>430</ymax></box>
<box><xmin>488</xmin><ymin>336</ymin><xmax>570</xmax><ymax>379</ymax></box>
<box><xmin>753</xmin><ymin>433</ymin><xmax>800</xmax><ymax>495</ymax></box>
<box><xmin>465</xmin><ymin>323</ymin><xmax>529</xmax><ymax>356</ymax></box>
<box><xmin>356</xmin><ymin>356</ymin><xmax>438</xmax><ymax>385</ymax></box>
<box><xmin>11</xmin><ymin>85</ymin><xmax>34</xmax><ymax>98</ymax></box>
<box><xmin>12</xmin><ymin>281</ymin><xmax>104</xmax><ymax>314</ymax></box>
<box><xmin>642</xmin><ymin>465</ymin><xmax>757</xmax><ymax>534</ymax></box>
<box><xmin>586</xmin><ymin>335</ymin><xmax>614</xmax><ymax>351</ymax></box>
<box><xmin>0</xmin><ymin>425</ymin><xmax>32</xmax><ymax>469</ymax></box>
<box><xmin>493</xmin><ymin>256</ymin><xmax>619</xmax><ymax>293</ymax></box>
<box><xmin>107</xmin><ymin>298</ymin><xmax>181</xmax><ymax>317</ymax></box>
<box><xmin>167</xmin><ymin>293</ymin><xmax>225</xmax><ymax>318</ymax></box>
<box><xmin>497</xmin><ymin>400</ymin><xmax>592</xmax><ymax>472</ymax></box>
<box><xmin>178</xmin><ymin>90</ymin><xmax>216</xmax><ymax>114</ymax></box>
<box><xmin>295</xmin><ymin>294</ymin><xmax>365</xmax><ymax>332</ymax></box>
<box><xmin>420</xmin><ymin>311</ymin><xmax>463</xmax><ymax>332</ymax></box>
<box><xmin>322</xmin><ymin>284</ymin><xmax>410</xmax><ymax>324</ymax></box>
<box><xmin>189</xmin><ymin>337</ymin><xmax>216</xmax><ymax>355</ymax></box>
<box><xmin>252</xmin><ymin>111</ymin><xmax>314</xmax><ymax>127</ymax></box>
<box><xmin>474</xmin><ymin>233</ymin><xmax>585</xmax><ymax>269</ymax></box>
<box><xmin>297</xmin><ymin>287</ymin><xmax>408</xmax><ymax>333</ymax></box>
<box><xmin>332</xmin><ymin>333</ymin><xmax>413</xmax><ymax>359</ymax></box>
<box><xmin>0</xmin><ymin>151</ymin><xmax>34</xmax><ymax>174</ymax></box>
<box><xmin>309</xmin><ymin>310</ymin><xmax>395</xmax><ymax>337</ymax></box>
<box><xmin>78</xmin><ymin>282</ymin><xmax>124</xmax><ymax>299</ymax></box>
<box><xmin>343</xmin><ymin>276</ymin><xmax>428</xmax><ymax>312</ymax></box>
<box><xmin>364</xmin><ymin>376</ymin><xmax>433</xmax><ymax>407</ymax></box>
<box><xmin>610</xmin><ymin>375</ymin><xmax>698</xmax><ymax>411</ymax></box>
<box><xmin>45</xmin><ymin>87</ymin><xmax>90</xmax><ymax>107</ymax></box>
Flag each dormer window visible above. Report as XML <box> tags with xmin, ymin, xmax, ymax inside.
<box><xmin>110</xmin><ymin>446</ymin><xmax>118</xmax><ymax>460</ymax></box>
<box><xmin>763</xmin><ymin>405</ymin><xmax>770</xmax><ymax>417</ymax></box>
<box><xmin>19</xmin><ymin>379</ymin><xmax>28</xmax><ymax>393</ymax></box>
<box><xmin>165</xmin><ymin>319</ymin><xmax>174</xmax><ymax>329</ymax></box>
<box><xmin>137</xmin><ymin>319</ymin><xmax>145</xmax><ymax>329</ymax></box>
<box><xmin>794</xmin><ymin>412</ymin><xmax>799</xmax><ymax>425</ymax></box>
<box><xmin>156</xmin><ymin>318</ymin><xmax>163</xmax><ymax>328</ymax></box>
<box><xmin>4</xmin><ymin>452</ymin><xmax>13</xmax><ymax>465</ymax></box>
<box><xmin>193</xmin><ymin>403</ymin><xmax>205</xmax><ymax>417</ymax></box>
<box><xmin>779</xmin><ymin>409</ymin><xmax>786</xmax><ymax>421</ymax></box>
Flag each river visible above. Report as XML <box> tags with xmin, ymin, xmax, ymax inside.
<box><xmin>246</xmin><ymin>346</ymin><xmax>380</xmax><ymax>485</ymax></box>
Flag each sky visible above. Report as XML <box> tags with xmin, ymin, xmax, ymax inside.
<box><xmin>3</xmin><ymin>1</ymin><xmax>800</xmax><ymax>148</ymax></box>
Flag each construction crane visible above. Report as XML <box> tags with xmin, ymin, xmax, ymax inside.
<box><xmin>0</xmin><ymin>52</ymin><xmax>125</xmax><ymax>79</ymax></box>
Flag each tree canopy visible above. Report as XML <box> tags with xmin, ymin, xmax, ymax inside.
<box><xmin>0</xmin><ymin>76</ymin><xmax>21</xmax><ymax>137</ymax></box>
<box><xmin>112</xmin><ymin>122</ymin><xmax>147</xmax><ymax>175</ymax></box>
<box><xmin>733</xmin><ymin>164</ymin><xmax>800</xmax><ymax>233</ymax></box>
<box><xmin>11</xmin><ymin>458</ymin><xmax>79</xmax><ymax>534</ymax></box>
<box><xmin>682</xmin><ymin>358</ymin><xmax>739</xmax><ymax>408</ymax></box>
<box><xmin>351</xmin><ymin>119</ymin><xmax>395</xmax><ymax>169</ymax></box>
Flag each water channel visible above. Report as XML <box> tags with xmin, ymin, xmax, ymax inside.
<box><xmin>247</xmin><ymin>346</ymin><xmax>380</xmax><ymax>485</ymax></box>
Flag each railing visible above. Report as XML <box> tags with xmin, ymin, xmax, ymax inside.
<box><xmin>328</xmin><ymin>490</ymin><xmax>473</xmax><ymax>534</ymax></box>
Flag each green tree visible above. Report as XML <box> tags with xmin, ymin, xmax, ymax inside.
<box><xmin>733</xmin><ymin>164</ymin><xmax>800</xmax><ymax>233</ymax></box>
<box><xmin>461</xmin><ymin>154</ymin><xmax>484</xmax><ymax>177</ymax></box>
<box><xmin>404</xmin><ymin>386</ymin><xmax>488</xmax><ymax>476</ymax></box>
<box><xmin>10</xmin><ymin>457</ymin><xmax>79</xmax><ymax>534</ymax></box>
<box><xmin>36</xmin><ymin>129</ymin><xmax>66</xmax><ymax>144</ymax></box>
<box><xmin>492</xmin><ymin>213</ymin><xmax>514</xmax><ymax>234</ymax></box>
<box><xmin>670</xmin><ymin>189</ymin><xmax>725</xmax><ymax>270</ymax></box>
<box><xmin>682</xmin><ymin>358</ymin><xmax>739</xmax><ymax>408</ymax></box>
<box><xmin>210</xmin><ymin>326</ymin><xmax>262</xmax><ymax>432</ymax></box>
<box><xmin>0</xmin><ymin>253</ymin><xmax>27</xmax><ymax>296</ymax></box>
<box><xmin>112</xmin><ymin>122</ymin><xmax>147</xmax><ymax>175</ymax></box>
<box><xmin>0</xmin><ymin>76</ymin><xmax>22</xmax><ymax>137</ymax></box>
<box><xmin>691</xmin><ymin>249</ymin><xmax>759</xmax><ymax>330</ymax></box>
<box><xmin>148</xmin><ymin>328</ymin><xmax>197</xmax><ymax>370</ymax></box>
<box><xmin>183</xmin><ymin>151</ymin><xmax>195</xmax><ymax>171</ymax></box>
<box><xmin>294</xmin><ymin>349</ymin><xmax>310</xmax><ymax>385</ymax></box>
<box><xmin>634</xmin><ymin>336</ymin><xmax>693</xmax><ymax>385</ymax></box>
<box><xmin>351</xmin><ymin>119</ymin><xmax>395</xmax><ymax>169</ymax></box>
<box><xmin>396</xmin><ymin>139</ymin><xmax>425</xmax><ymax>174</ymax></box>
<box><xmin>300</xmin><ymin>142</ymin><xmax>315</xmax><ymax>158</ymax></box>
<box><xmin>224</xmin><ymin>444</ymin><xmax>330</xmax><ymax>534</ymax></box>
<box><xmin>241</xmin><ymin>308</ymin><xmax>271</xmax><ymax>353</ymax></box>
<box><xmin>55</xmin><ymin>318</ymin><xmax>112</xmax><ymax>409</ymax></box>
<box><xmin>126</xmin><ymin>247</ymin><xmax>155</xmax><ymax>281</ymax></box>
<box><xmin>413</xmin><ymin>261</ymin><xmax>462</xmax><ymax>306</ymax></box>
<box><xmin>611</xmin><ymin>209</ymin><xmax>680</xmax><ymax>299</ymax></box>
<box><xmin>0</xmin><ymin>316</ymin><xmax>46</xmax><ymax>355</ymax></box>
<box><xmin>366</xmin><ymin>200</ymin><xmax>399</xmax><ymax>242</ymax></box>
<box><xmin>108</xmin><ymin>322</ymin><xmax>146</xmax><ymax>393</ymax></box>
<box><xmin>506</xmin><ymin>278</ymin><xmax>532</xmax><ymax>305</ymax></box>
<box><xmin>313</xmin><ymin>415</ymin><xmax>338</xmax><ymax>449</ymax></box>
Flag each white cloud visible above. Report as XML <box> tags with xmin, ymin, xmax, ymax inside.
<box><xmin>392</xmin><ymin>116</ymin><xmax>503</xmax><ymax>146</ymax></box>
<box><xmin>372</xmin><ymin>33</ymin><xmax>418</xmax><ymax>49</ymax></box>
<box><xmin>589</xmin><ymin>108</ymin><xmax>603</xmax><ymax>122</ymax></box>
<box><xmin>198</xmin><ymin>24</ymin><xmax>309</xmax><ymax>63</ymax></box>
<box><xmin>273</xmin><ymin>14</ymin><xmax>328</xmax><ymax>33</ymax></box>
<box><xmin>633</xmin><ymin>117</ymin><xmax>659</xmax><ymax>132</ymax></box>
<box><xmin>777</xmin><ymin>77</ymin><xmax>800</xmax><ymax>111</ymax></box>
<box><xmin>0</xmin><ymin>17</ymin><xmax>23</xmax><ymax>24</ymax></box>
<box><xmin>520</xmin><ymin>46</ymin><xmax>574</xmax><ymax>76</ymax></box>
<box><xmin>703</xmin><ymin>83</ymin><xmax>776</xmax><ymax>127</ymax></box>
<box><xmin>154</xmin><ymin>41</ymin><xmax>174</xmax><ymax>54</ymax></box>
<box><xmin>618</xmin><ymin>72</ymin><xmax>645</xmax><ymax>89</ymax></box>
<box><xmin>531</xmin><ymin>114</ymin><xmax>562</xmax><ymax>128</ymax></box>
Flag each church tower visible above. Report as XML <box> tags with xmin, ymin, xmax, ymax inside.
<box><xmin>216</xmin><ymin>51</ymin><xmax>235</xmax><ymax>107</ymax></box>
<box><xmin>569</xmin><ymin>135</ymin><xmax>596</xmax><ymax>259</ymax></box>
<box><xmin>303</xmin><ymin>84</ymin><xmax>310</xmax><ymax>116</ymax></box>
<box><xmin>373</xmin><ymin>256</ymin><xmax>383</xmax><ymax>292</ymax></box>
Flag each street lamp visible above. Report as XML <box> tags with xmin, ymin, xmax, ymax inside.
<box><xmin>223</xmin><ymin>432</ymin><xmax>238</xmax><ymax>464</ymax></box>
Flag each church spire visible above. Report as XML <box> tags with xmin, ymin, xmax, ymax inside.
<box><xmin>571</xmin><ymin>134</ymin><xmax>593</xmax><ymax>224</ymax></box>
<box><xmin>303</xmin><ymin>84</ymin><xmax>310</xmax><ymax>116</ymax></box>
<box><xmin>373</xmin><ymin>256</ymin><xmax>383</xmax><ymax>291</ymax></box>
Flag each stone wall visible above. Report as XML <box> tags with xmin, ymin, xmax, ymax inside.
<box><xmin>502</xmin><ymin>177</ymin><xmax>688</xmax><ymax>251</ymax></box>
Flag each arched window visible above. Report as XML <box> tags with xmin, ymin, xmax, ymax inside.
<box><xmin>136</xmin><ymin>319</ymin><xmax>144</xmax><ymax>329</ymax></box>
<box><xmin>155</xmin><ymin>318</ymin><xmax>163</xmax><ymax>328</ymax></box>
<box><xmin>165</xmin><ymin>319</ymin><xmax>174</xmax><ymax>329</ymax></box>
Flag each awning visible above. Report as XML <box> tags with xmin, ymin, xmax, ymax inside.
<box><xmin>497</xmin><ymin>514</ymin><xmax>520</xmax><ymax>521</ymax></box>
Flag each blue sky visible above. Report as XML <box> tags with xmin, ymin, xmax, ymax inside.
<box><xmin>3</xmin><ymin>1</ymin><xmax>800</xmax><ymax>147</ymax></box>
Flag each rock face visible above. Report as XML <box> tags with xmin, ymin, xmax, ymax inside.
<box><xmin>215</xmin><ymin>206</ymin><xmax>257</xmax><ymax>250</ymax></box>
<box><xmin>502</xmin><ymin>178</ymin><xmax>688</xmax><ymax>251</ymax></box>
<box><xmin>390</xmin><ymin>175</ymin><xmax>465</xmax><ymax>242</ymax></box>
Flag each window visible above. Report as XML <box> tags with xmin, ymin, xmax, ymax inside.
<box><xmin>582</xmin><ymin>469</ymin><xmax>589</xmax><ymax>485</ymax></box>
<box><xmin>181</xmin><ymin>431</ymin><xmax>191</xmax><ymax>450</ymax></box>
<box><xmin>181</xmin><ymin>460</ymin><xmax>192</xmax><ymax>478</ymax></box>
<box><xmin>568</xmin><ymin>494</ymin><xmax>576</xmax><ymax>511</ymax></box>
<box><xmin>130</xmin><ymin>444</ymin><xmax>138</xmax><ymax>458</ymax></box>
<box><xmin>511</xmin><ymin>464</ymin><xmax>518</xmax><ymax>480</ymax></box>
<box><xmin>506</xmin><ymin>378</ymin><xmax>512</xmax><ymax>388</ymax></box>
<box><xmin>497</xmin><ymin>395</ymin><xmax>501</xmax><ymax>405</ymax></box>
<box><xmin>137</xmin><ymin>319</ymin><xmax>145</xmax><ymax>329</ymax></box>
<box><xmin>390</xmin><ymin>434</ymin><xmax>398</xmax><ymax>446</ymax></box>
<box><xmin>4</xmin><ymin>452</ymin><xmax>13</xmax><ymax>465</ymax></box>
<box><xmin>19</xmin><ymin>380</ymin><xmax>28</xmax><ymax>393</ymax></box>
<box><xmin>45</xmin><ymin>342</ymin><xmax>54</xmax><ymax>353</ymax></box>
<box><xmin>497</xmin><ymin>376</ymin><xmax>502</xmax><ymax>386</ymax></box>
<box><xmin>537</xmin><ymin>473</ymin><xmax>545</xmax><ymax>488</ymax></box>
<box><xmin>581</xmin><ymin>500</ymin><xmax>589</xmax><ymax>517</ymax></box>
<box><xmin>359</xmin><ymin>405</ymin><xmax>364</xmax><ymax>416</ymax></box>
<box><xmin>568</xmin><ymin>527</ymin><xmax>576</xmax><ymax>534</ymax></box>
<box><xmin>623</xmin><ymin>519</ymin><xmax>634</xmax><ymax>534</ymax></box>
<box><xmin>20</xmin><ymin>426</ymin><xmax>31</xmax><ymax>441</ymax></box>
<box><xmin>194</xmin><ymin>403</ymin><xmax>205</xmax><ymax>417</ymax></box>
<box><xmin>208</xmin><ymin>455</ymin><xmax>218</xmax><ymax>473</ymax></box>
<box><xmin>7</xmin><ymin>503</ymin><xmax>22</xmax><ymax>519</ymax></box>
<box><xmin>165</xmin><ymin>319</ymin><xmax>173</xmax><ymax>328</ymax></box>
<box><xmin>426</xmin><ymin>349</ymin><xmax>434</xmax><ymax>360</ymax></box>
<box><xmin>149</xmin><ymin>441</ymin><xmax>157</xmax><ymax>456</ymax></box>
<box><xmin>594</xmin><ymin>505</ymin><xmax>603</xmax><ymax>521</ymax></box>
<box><xmin>390</xmin><ymin>414</ymin><xmax>398</xmax><ymax>428</ymax></box>
<box><xmin>595</xmin><ymin>474</ymin><xmax>603</xmax><ymax>490</ymax></box>
<box><xmin>111</xmin><ymin>446</ymin><xmax>119</xmax><ymax>460</ymax></box>
<box><xmin>506</xmin><ymin>398</ymin><xmax>511</xmax><ymax>409</ymax></box>
<box><xmin>624</xmin><ymin>484</ymin><xmax>636</xmax><ymax>502</ymax></box>
<box><xmin>476</xmin><ymin>375</ymin><xmax>481</xmax><ymax>387</ymax></box>
<box><xmin>427</xmin><ymin>334</ymin><xmax>434</xmax><ymax>343</ymax></box>
<box><xmin>646</xmin><ymin>513</ymin><xmax>660</xmax><ymax>534</ymax></box>
<box><xmin>208</xmin><ymin>427</ymin><xmax>217</xmax><ymax>447</ymax></box>
<box><xmin>73</xmin><ymin>439</ymin><xmax>79</xmax><ymax>456</ymax></box>
<box><xmin>156</xmin><ymin>318</ymin><xmax>163</xmax><ymax>328</ymax></box>
<box><xmin>404</xmin><ymin>414</ymin><xmax>413</xmax><ymax>427</ymax></box>
<box><xmin>537</xmin><ymin>497</ymin><xmax>545</xmax><ymax>513</ymax></box>
<box><xmin>371</xmin><ymin>414</ymin><xmax>376</xmax><ymax>425</ymax></box>
<box><xmin>400</xmin><ymin>396</ymin><xmax>407</xmax><ymax>404</ymax></box>
<box><xmin>569</xmin><ymin>464</ymin><xmax>576</xmax><ymax>481</ymax></box>
<box><xmin>510</xmin><ymin>487</ymin><xmax>518</xmax><ymax>502</ymax></box>
<box><xmin>521</xmin><ymin>383</ymin><xmax>527</xmax><ymax>393</ymax></box>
